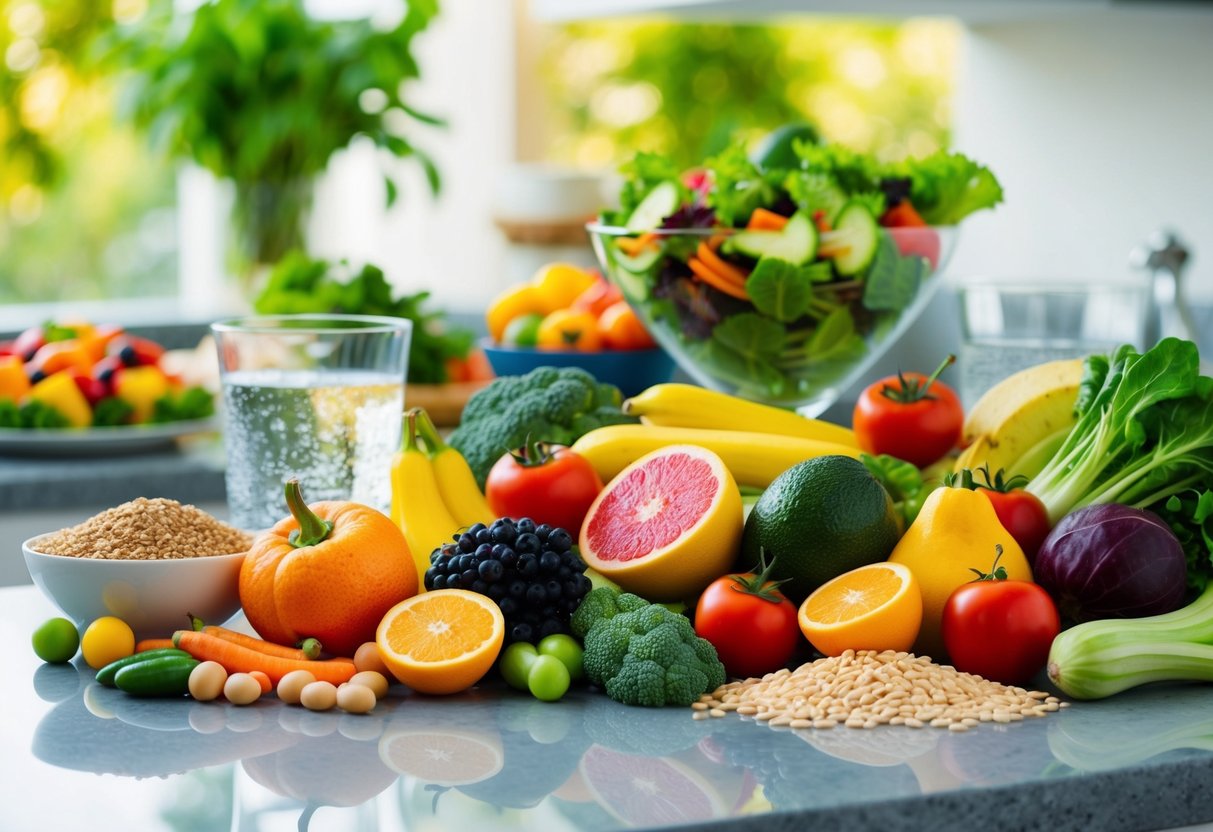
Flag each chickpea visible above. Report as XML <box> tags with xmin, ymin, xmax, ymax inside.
<box><xmin>188</xmin><ymin>661</ymin><xmax>228</xmax><ymax>702</ymax></box>
<box><xmin>223</xmin><ymin>673</ymin><xmax>262</xmax><ymax>706</ymax></box>
<box><xmin>300</xmin><ymin>681</ymin><xmax>338</xmax><ymax>712</ymax></box>
<box><xmin>276</xmin><ymin>670</ymin><xmax>317</xmax><ymax>705</ymax></box>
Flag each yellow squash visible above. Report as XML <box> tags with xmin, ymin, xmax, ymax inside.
<box><xmin>888</xmin><ymin>487</ymin><xmax>1032</xmax><ymax>659</ymax></box>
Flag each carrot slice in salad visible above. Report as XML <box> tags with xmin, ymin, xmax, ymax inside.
<box><xmin>688</xmin><ymin>257</ymin><xmax>750</xmax><ymax>300</ymax></box>
<box><xmin>617</xmin><ymin>232</ymin><xmax>659</xmax><ymax>258</ymax></box>
<box><xmin>746</xmin><ymin>208</ymin><xmax>789</xmax><ymax>232</ymax></box>
<box><xmin>696</xmin><ymin>242</ymin><xmax>750</xmax><ymax>286</ymax></box>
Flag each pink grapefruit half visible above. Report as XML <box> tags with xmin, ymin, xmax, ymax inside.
<box><xmin>578</xmin><ymin>444</ymin><xmax>743</xmax><ymax>601</ymax></box>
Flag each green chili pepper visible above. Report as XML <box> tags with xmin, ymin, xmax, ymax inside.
<box><xmin>113</xmin><ymin>655</ymin><xmax>200</xmax><ymax>697</ymax></box>
<box><xmin>95</xmin><ymin>648</ymin><xmax>191</xmax><ymax>687</ymax></box>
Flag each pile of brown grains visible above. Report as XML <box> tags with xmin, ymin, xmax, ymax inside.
<box><xmin>692</xmin><ymin>649</ymin><xmax>1066</xmax><ymax>732</ymax></box>
<box><xmin>34</xmin><ymin>498</ymin><xmax>253</xmax><ymax>560</ymax></box>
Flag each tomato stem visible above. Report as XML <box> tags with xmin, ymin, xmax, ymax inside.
<box><xmin>968</xmin><ymin>544</ymin><xmax>1008</xmax><ymax>582</ymax></box>
<box><xmin>508</xmin><ymin>435</ymin><xmax>559</xmax><ymax>469</ymax></box>
<box><xmin>729</xmin><ymin>548</ymin><xmax>792</xmax><ymax>604</ymax></box>
<box><xmin>285</xmin><ymin>478</ymin><xmax>334</xmax><ymax>548</ymax></box>
<box><xmin>880</xmin><ymin>354</ymin><xmax>955</xmax><ymax>404</ymax></box>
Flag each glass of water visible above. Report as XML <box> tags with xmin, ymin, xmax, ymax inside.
<box><xmin>957</xmin><ymin>277</ymin><xmax>1149</xmax><ymax>409</ymax></box>
<box><xmin>211</xmin><ymin>315</ymin><xmax>412</xmax><ymax>530</ymax></box>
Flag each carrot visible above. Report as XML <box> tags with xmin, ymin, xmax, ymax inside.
<box><xmin>206</xmin><ymin>626</ymin><xmax>329</xmax><ymax>661</ymax></box>
<box><xmin>617</xmin><ymin>232</ymin><xmax>658</xmax><ymax>258</ymax></box>
<box><xmin>172</xmin><ymin>630</ymin><xmax>358</xmax><ymax>686</ymax></box>
<box><xmin>688</xmin><ymin>258</ymin><xmax>750</xmax><ymax>300</ymax></box>
<box><xmin>746</xmin><ymin>207</ymin><xmax>789</xmax><ymax>232</ymax></box>
<box><xmin>135</xmin><ymin>638</ymin><xmax>176</xmax><ymax>653</ymax></box>
<box><xmin>697</xmin><ymin>241</ymin><xmax>750</xmax><ymax>286</ymax></box>
<box><xmin>248</xmin><ymin>670</ymin><xmax>272</xmax><ymax>694</ymax></box>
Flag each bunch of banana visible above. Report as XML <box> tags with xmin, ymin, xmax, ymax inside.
<box><xmin>573</xmin><ymin>384</ymin><xmax>860</xmax><ymax>488</ymax></box>
<box><xmin>954</xmin><ymin>358</ymin><xmax>1084</xmax><ymax>479</ymax></box>
<box><xmin>391</xmin><ymin>408</ymin><xmax>494</xmax><ymax>584</ymax></box>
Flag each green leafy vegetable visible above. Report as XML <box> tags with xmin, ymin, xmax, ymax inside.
<box><xmin>92</xmin><ymin>397</ymin><xmax>134</xmax><ymax>427</ymax></box>
<box><xmin>703</xmin><ymin>143</ymin><xmax>781</xmax><ymax>227</ymax></box>
<box><xmin>1157</xmin><ymin>490</ymin><xmax>1213</xmax><ymax>592</ymax></box>
<box><xmin>862</xmin><ymin>235</ymin><xmax>925</xmax><ymax>311</ymax></box>
<box><xmin>254</xmin><ymin>252</ymin><xmax>474</xmax><ymax>384</ymax></box>
<box><xmin>1027</xmin><ymin>338</ymin><xmax>1213</xmax><ymax>591</ymax></box>
<box><xmin>17</xmin><ymin>400</ymin><xmax>70</xmax><ymax>429</ymax></box>
<box><xmin>891</xmin><ymin>150</ymin><xmax>1003</xmax><ymax>226</ymax></box>
<box><xmin>805</xmin><ymin>307</ymin><xmax>863</xmax><ymax>362</ymax></box>
<box><xmin>617</xmin><ymin>152</ymin><xmax>689</xmax><ymax>220</ymax></box>
<box><xmin>745</xmin><ymin>258</ymin><xmax>813</xmax><ymax>322</ymax></box>
<box><xmin>151</xmin><ymin>387</ymin><xmax>215</xmax><ymax>424</ymax></box>
<box><xmin>711</xmin><ymin>313</ymin><xmax>786</xmax><ymax>358</ymax></box>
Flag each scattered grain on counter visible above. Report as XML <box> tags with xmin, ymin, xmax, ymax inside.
<box><xmin>34</xmin><ymin>498</ymin><xmax>253</xmax><ymax>560</ymax></box>
<box><xmin>695</xmin><ymin>649</ymin><xmax>1066</xmax><ymax>730</ymax></box>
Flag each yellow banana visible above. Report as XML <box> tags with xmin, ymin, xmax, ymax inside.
<box><xmin>623</xmin><ymin>383</ymin><xmax>857</xmax><ymax>448</ymax></box>
<box><xmin>570</xmin><ymin>423</ymin><xmax>860</xmax><ymax>489</ymax></box>
<box><xmin>413</xmin><ymin>407</ymin><xmax>494</xmax><ymax>529</ymax></box>
<box><xmin>392</xmin><ymin>410</ymin><xmax>462</xmax><ymax>586</ymax></box>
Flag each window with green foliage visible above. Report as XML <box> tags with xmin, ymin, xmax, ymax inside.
<box><xmin>0</xmin><ymin>0</ymin><xmax>178</xmax><ymax>306</ymax></box>
<box><xmin>535</xmin><ymin>18</ymin><xmax>959</xmax><ymax>169</ymax></box>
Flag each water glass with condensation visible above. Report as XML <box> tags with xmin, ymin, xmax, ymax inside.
<box><xmin>957</xmin><ymin>278</ymin><xmax>1149</xmax><ymax>409</ymax></box>
<box><xmin>211</xmin><ymin>315</ymin><xmax>412</xmax><ymax>531</ymax></box>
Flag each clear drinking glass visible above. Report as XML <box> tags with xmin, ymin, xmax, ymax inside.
<box><xmin>957</xmin><ymin>278</ymin><xmax>1149</xmax><ymax>408</ymax></box>
<box><xmin>211</xmin><ymin>315</ymin><xmax>412</xmax><ymax>530</ymax></box>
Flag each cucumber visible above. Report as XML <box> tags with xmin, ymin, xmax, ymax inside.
<box><xmin>95</xmin><ymin>648</ymin><xmax>192</xmax><ymax>687</ymax></box>
<box><xmin>823</xmin><ymin>202</ymin><xmax>879</xmax><ymax>276</ymax></box>
<box><xmin>615</xmin><ymin>244</ymin><xmax>662</xmax><ymax>274</ymax></box>
<box><xmin>625</xmin><ymin>181</ymin><xmax>680</xmax><ymax>232</ymax></box>
<box><xmin>725</xmin><ymin>212</ymin><xmax>817</xmax><ymax>265</ymax></box>
<box><xmin>114</xmin><ymin>655</ymin><xmax>199</xmax><ymax>697</ymax></box>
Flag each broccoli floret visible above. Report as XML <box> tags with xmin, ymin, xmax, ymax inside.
<box><xmin>570</xmin><ymin>587</ymin><xmax>649</xmax><ymax>639</ymax></box>
<box><xmin>581</xmin><ymin>602</ymin><xmax>726</xmax><ymax>708</ymax></box>
<box><xmin>449</xmin><ymin>366</ymin><xmax>637</xmax><ymax>487</ymax></box>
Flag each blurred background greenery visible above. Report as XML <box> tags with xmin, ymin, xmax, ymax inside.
<box><xmin>0</xmin><ymin>1</ymin><xmax>958</xmax><ymax>307</ymax></box>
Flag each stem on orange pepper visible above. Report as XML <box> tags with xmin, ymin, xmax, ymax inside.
<box><xmin>285</xmin><ymin>478</ymin><xmax>333</xmax><ymax>548</ymax></box>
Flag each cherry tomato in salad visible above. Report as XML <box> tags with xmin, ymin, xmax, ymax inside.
<box><xmin>853</xmin><ymin>356</ymin><xmax>963</xmax><ymax>468</ymax></box>
<box><xmin>952</xmin><ymin>466</ymin><xmax>1053</xmax><ymax>563</ymax></box>
<box><xmin>941</xmin><ymin>546</ymin><xmax>1060</xmax><ymax>685</ymax></box>
<box><xmin>694</xmin><ymin>556</ymin><xmax>799</xmax><ymax>679</ymax></box>
<box><xmin>486</xmin><ymin>440</ymin><xmax>604</xmax><ymax>536</ymax></box>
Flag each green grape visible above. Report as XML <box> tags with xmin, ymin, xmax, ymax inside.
<box><xmin>537</xmin><ymin>634</ymin><xmax>584</xmax><ymax>681</ymax></box>
<box><xmin>499</xmin><ymin>642</ymin><xmax>538</xmax><ymax>690</ymax></box>
<box><xmin>527</xmin><ymin>654</ymin><xmax>571</xmax><ymax>702</ymax></box>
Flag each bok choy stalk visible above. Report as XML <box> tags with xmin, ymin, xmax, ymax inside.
<box><xmin>1048</xmin><ymin>582</ymin><xmax>1213</xmax><ymax>699</ymax></box>
<box><xmin>1026</xmin><ymin>337</ymin><xmax>1213</xmax><ymax>540</ymax></box>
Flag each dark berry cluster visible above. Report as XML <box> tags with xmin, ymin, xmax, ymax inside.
<box><xmin>425</xmin><ymin>517</ymin><xmax>592</xmax><ymax>643</ymax></box>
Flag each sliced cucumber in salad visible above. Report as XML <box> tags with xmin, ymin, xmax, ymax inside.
<box><xmin>625</xmin><ymin>181</ymin><xmax>680</xmax><ymax>232</ymax></box>
<box><xmin>820</xmin><ymin>202</ymin><xmax>879</xmax><ymax>276</ymax></box>
<box><xmin>724</xmin><ymin>212</ymin><xmax>817</xmax><ymax>266</ymax></box>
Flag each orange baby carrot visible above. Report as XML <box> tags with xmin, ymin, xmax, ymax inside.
<box><xmin>172</xmin><ymin>630</ymin><xmax>358</xmax><ymax>687</ymax></box>
<box><xmin>188</xmin><ymin>615</ymin><xmax>343</xmax><ymax>662</ymax></box>
<box><xmin>135</xmin><ymin>638</ymin><xmax>176</xmax><ymax>653</ymax></box>
<box><xmin>688</xmin><ymin>257</ymin><xmax>750</xmax><ymax>300</ymax></box>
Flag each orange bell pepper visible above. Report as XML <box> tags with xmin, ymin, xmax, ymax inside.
<box><xmin>536</xmin><ymin>309</ymin><xmax>603</xmax><ymax>351</ymax></box>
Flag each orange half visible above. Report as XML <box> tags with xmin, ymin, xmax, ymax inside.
<box><xmin>798</xmin><ymin>562</ymin><xmax>922</xmax><ymax>657</ymax></box>
<box><xmin>376</xmin><ymin>589</ymin><xmax>505</xmax><ymax>695</ymax></box>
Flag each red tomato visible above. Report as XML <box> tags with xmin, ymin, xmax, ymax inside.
<box><xmin>941</xmin><ymin>550</ymin><xmax>1060</xmax><ymax>685</ymax></box>
<box><xmin>981</xmin><ymin>488</ymin><xmax>1051</xmax><ymax>563</ymax></box>
<box><xmin>852</xmin><ymin>356</ymin><xmax>963</xmax><ymax>468</ymax></box>
<box><xmin>694</xmin><ymin>565</ymin><xmax>799</xmax><ymax>679</ymax></box>
<box><xmin>486</xmin><ymin>442</ymin><xmax>603</xmax><ymax>536</ymax></box>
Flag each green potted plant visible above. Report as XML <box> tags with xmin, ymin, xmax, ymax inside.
<box><xmin>107</xmin><ymin>0</ymin><xmax>441</xmax><ymax>282</ymax></box>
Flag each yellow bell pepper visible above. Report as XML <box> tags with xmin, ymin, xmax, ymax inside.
<box><xmin>0</xmin><ymin>355</ymin><xmax>31</xmax><ymax>402</ymax></box>
<box><xmin>114</xmin><ymin>366</ymin><xmax>170</xmax><ymax>423</ymax></box>
<box><xmin>25</xmin><ymin>371</ymin><xmax>92</xmax><ymax>428</ymax></box>
<box><xmin>888</xmin><ymin>487</ymin><xmax>1032</xmax><ymax>659</ymax></box>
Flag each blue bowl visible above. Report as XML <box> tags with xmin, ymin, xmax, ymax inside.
<box><xmin>480</xmin><ymin>339</ymin><xmax>676</xmax><ymax>398</ymax></box>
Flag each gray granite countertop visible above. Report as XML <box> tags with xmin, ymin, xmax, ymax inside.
<box><xmin>6</xmin><ymin>585</ymin><xmax>1213</xmax><ymax>832</ymax></box>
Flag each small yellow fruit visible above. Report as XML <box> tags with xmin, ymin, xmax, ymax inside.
<box><xmin>81</xmin><ymin>616</ymin><xmax>135</xmax><ymax>670</ymax></box>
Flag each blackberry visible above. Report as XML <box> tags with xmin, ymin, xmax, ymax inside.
<box><xmin>426</xmin><ymin>516</ymin><xmax>591</xmax><ymax>642</ymax></box>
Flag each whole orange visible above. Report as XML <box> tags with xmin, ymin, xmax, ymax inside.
<box><xmin>239</xmin><ymin>480</ymin><xmax>418</xmax><ymax>656</ymax></box>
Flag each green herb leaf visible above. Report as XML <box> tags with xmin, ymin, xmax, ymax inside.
<box><xmin>807</xmin><ymin>307</ymin><xmax>862</xmax><ymax>361</ymax></box>
<box><xmin>712</xmin><ymin>313</ymin><xmax>786</xmax><ymax>359</ymax></box>
<box><xmin>863</xmin><ymin>235</ymin><xmax>924</xmax><ymax>311</ymax></box>
<box><xmin>746</xmin><ymin>258</ymin><xmax>813</xmax><ymax>322</ymax></box>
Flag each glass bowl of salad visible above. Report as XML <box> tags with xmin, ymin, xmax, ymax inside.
<box><xmin>587</xmin><ymin>140</ymin><xmax>1000</xmax><ymax>414</ymax></box>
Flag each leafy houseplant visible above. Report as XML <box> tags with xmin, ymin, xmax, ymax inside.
<box><xmin>109</xmin><ymin>0</ymin><xmax>441</xmax><ymax>279</ymax></box>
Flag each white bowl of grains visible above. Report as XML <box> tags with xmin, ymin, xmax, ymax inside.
<box><xmin>23</xmin><ymin>498</ymin><xmax>254</xmax><ymax>641</ymax></box>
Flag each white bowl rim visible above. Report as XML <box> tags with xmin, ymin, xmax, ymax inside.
<box><xmin>23</xmin><ymin>536</ymin><xmax>250</xmax><ymax>564</ymax></box>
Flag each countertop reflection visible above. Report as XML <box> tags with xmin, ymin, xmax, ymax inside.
<box><xmin>7</xmin><ymin>587</ymin><xmax>1213</xmax><ymax>832</ymax></box>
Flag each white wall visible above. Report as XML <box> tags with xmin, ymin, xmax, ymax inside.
<box><xmin>949</xmin><ymin>6</ymin><xmax>1213</xmax><ymax>303</ymax></box>
<box><xmin>308</xmin><ymin>0</ymin><xmax>517</xmax><ymax>315</ymax></box>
